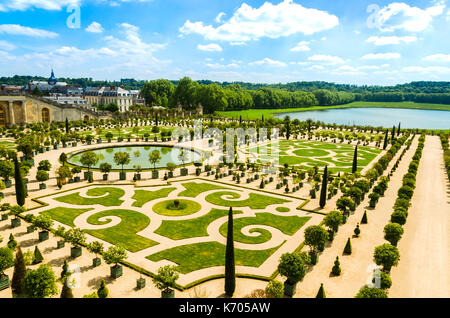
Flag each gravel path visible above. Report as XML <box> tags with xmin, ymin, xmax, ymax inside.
<box><xmin>389</xmin><ymin>136</ymin><xmax>450</xmax><ymax>298</ymax></box>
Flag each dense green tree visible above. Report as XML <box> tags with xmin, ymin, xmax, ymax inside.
<box><xmin>80</xmin><ymin>151</ymin><xmax>99</xmax><ymax>173</ymax></box>
<box><xmin>24</xmin><ymin>264</ymin><xmax>58</xmax><ymax>298</ymax></box>
<box><xmin>355</xmin><ymin>286</ymin><xmax>388</xmax><ymax>298</ymax></box>
<box><xmin>141</xmin><ymin>79</ymin><xmax>175</xmax><ymax>107</ymax></box>
<box><xmin>323</xmin><ymin>210</ymin><xmax>343</xmax><ymax>233</ymax></box>
<box><xmin>374</xmin><ymin>244</ymin><xmax>400</xmax><ymax>272</ymax></box>
<box><xmin>352</xmin><ymin>146</ymin><xmax>358</xmax><ymax>173</ymax></box>
<box><xmin>383</xmin><ymin>223</ymin><xmax>404</xmax><ymax>246</ymax></box>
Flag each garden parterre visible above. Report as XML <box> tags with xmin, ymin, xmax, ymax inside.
<box><xmin>23</xmin><ymin>179</ymin><xmax>321</xmax><ymax>286</ymax></box>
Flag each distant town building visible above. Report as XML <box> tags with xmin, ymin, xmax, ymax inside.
<box><xmin>84</xmin><ymin>86</ymin><xmax>135</xmax><ymax>112</ymax></box>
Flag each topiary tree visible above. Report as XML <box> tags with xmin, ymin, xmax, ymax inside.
<box><xmin>361</xmin><ymin>210</ymin><xmax>368</xmax><ymax>224</ymax></box>
<box><xmin>7</xmin><ymin>233</ymin><xmax>17</xmax><ymax>250</ymax></box>
<box><xmin>319</xmin><ymin>166</ymin><xmax>328</xmax><ymax>208</ymax></box>
<box><xmin>354</xmin><ymin>223</ymin><xmax>361</xmax><ymax>237</ymax></box>
<box><xmin>316</xmin><ymin>283</ymin><xmax>326</xmax><ymax>298</ymax></box>
<box><xmin>336</xmin><ymin>197</ymin><xmax>355</xmax><ymax>214</ymax></box>
<box><xmin>97</xmin><ymin>279</ymin><xmax>109</xmax><ymax>298</ymax></box>
<box><xmin>152</xmin><ymin>265</ymin><xmax>180</xmax><ymax>298</ymax></box>
<box><xmin>344</xmin><ymin>237</ymin><xmax>352</xmax><ymax>255</ymax></box>
<box><xmin>59</xmin><ymin>152</ymin><xmax>68</xmax><ymax>166</ymax></box>
<box><xmin>60</xmin><ymin>260</ymin><xmax>70</xmax><ymax>279</ymax></box>
<box><xmin>36</xmin><ymin>170</ymin><xmax>49</xmax><ymax>186</ymax></box>
<box><xmin>149</xmin><ymin>150</ymin><xmax>162</xmax><ymax>171</ymax></box>
<box><xmin>114</xmin><ymin>151</ymin><xmax>130</xmax><ymax>174</ymax></box>
<box><xmin>224</xmin><ymin>206</ymin><xmax>235</xmax><ymax>297</ymax></box>
<box><xmin>14</xmin><ymin>157</ymin><xmax>26</xmax><ymax>206</ymax></box>
<box><xmin>32</xmin><ymin>246</ymin><xmax>43</xmax><ymax>264</ymax></box>
<box><xmin>374</xmin><ymin>243</ymin><xmax>400</xmax><ymax>272</ymax></box>
<box><xmin>24</xmin><ymin>264</ymin><xmax>58</xmax><ymax>298</ymax></box>
<box><xmin>86</xmin><ymin>241</ymin><xmax>104</xmax><ymax>266</ymax></box>
<box><xmin>60</xmin><ymin>279</ymin><xmax>74</xmax><ymax>298</ymax></box>
<box><xmin>373</xmin><ymin>271</ymin><xmax>392</xmax><ymax>290</ymax></box>
<box><xmin>355</xmin><ymin>286</ymin><xmax>388</xmax><ymax>298</ymax></box>
<box><xmin>11</xmin><ymin>246</ymin><xmax>27</xmax><ymax>297</ymax></box>
<box><xmin>331</xmin><ymin>256</ymin><xmax>341</xmax><ymax>276</ymax></box>
<box><xmin>265</xmin><ymin>280</ymin><xmax>284</xmax><ymax>298</ymax></box>
<box><xmin>383</xmin><ymin>223</ymin><xmax>404</xmax><ymax>246</ymax></box>
<box><xmin>37</xmin><ymin>160</ymin><xmax>52</xmax><ymax>172</ymax></box>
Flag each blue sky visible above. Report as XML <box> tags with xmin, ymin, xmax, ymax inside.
<box><xmin>1</xmin><ymin>0</ymin><xmax>450</xmax><ymax>85</ymax></box>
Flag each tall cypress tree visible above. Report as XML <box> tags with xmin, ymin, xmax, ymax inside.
<box><xmin>391</xmin><ymin>125</ymin><xmax>395</xmax><ymax>140</ymax></box>
<box><xmin>65</xmin><ymin>118</ymin><xmax>69</xmax><ymax>134</ymax></box>
<box><xmin>284</xmin><ymin>117</ymin><xmax>291</xmax><ymax>140</ymax></box>
<box><xmin>319</xmin><ymin>166</ymin><xmax>328</xmax><ymax>208</ymax></box>
<box><xmin>11</xmin><ymin>246</ymin><xmax>27</xmax><ymax>297</ymax></box>
<box><xmin>383</xmin><ymin>130</ymin><xmax>388</xmax><ymax>150</ymax></box>
<box><xmin>352</xmin><ymin>146</ymin><xmax>358</xmax><ymax>174</ymax></box>
<box><xmin>239</xmin><ymin>115</ymin><xmax>242</xmax><ymax>125</ymax></box>
<box><xmin>397</xmin><ymin>122</ymin><xmax>401</xmax><ymax>136</ymax></box>
<box><xmin>225</xmin><ymin>207</ymin><xmax>235</xmax><ymax>297</ymax></box>
<box><xmin>14</xmin><ymin>157</ymin><xmax>25</xmax><ymax>206</ymax></box>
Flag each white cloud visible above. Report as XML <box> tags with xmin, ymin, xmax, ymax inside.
<box><xmin>423</xmin><ymin>54</ymin><xmax>450</xmax><ymax>62</ymax></box>
<box><xmin>179</xmin><ymin>0</ymin><xmax>339</xmax><ymax>42</ymax></box>
<box><xmin>85</xmin><ymin>22</ymin><xmax>104</xmax><ymax>33</ymax></box>
<box><xmin>290</xmin><ymin>41</ymin><xmax>310</xmax><ymax>52</ymax></box>
<box><xmin>0</xmin><ymin>0</ymin><xmax>153</xmax><ymax>11</ymax></box>
<box><xmin>230</xmin><ymin>41</ymin><xmax>246</xmax><ymax>46</ymax></box>
<box><xmin>215</xmin><ymin>12</ymin><xmax>226</xmax><ymax>23</ymax></box>
<box><xmin>249</xmin><ymin>58</ymin><xmax>287</xmax><ymax>67</ymax></box>
<box><xmin>402</xmin><ymin>65</ymin><xmax>450</xmax><ymax>73</ymax></box>
<box><xmin>366</xmin><ymin>35</ymin><xmax>417</xmax><ymax>45</ymax></box>
<box><xmin>333</xmin><ymin>65</ymin><xmax>366</xmax><ymax>75</ymax></box>
<box><xmin>197</xmin><ymin>43</ymin><xmax>223</xmax><ymax>52</ymax></box>
<box><xmin>206</xmin><ymin>63</ymin><xmax>239</xmax><ymax>69</ymax></box>
<box><xmin>0</xmin><ymin>40</ymin><xmax>16</xmax><ymax>50</ymax></box>
<box><xmin>354</xmin><ymin>30</ymin><xmax>361</xmax><ymax>34</ymax></box>
<box><xmin>0</xmin><ymin>0</ymin><xmax>80</xmax><ymax>11</ymax></box>
<box><xmin>0</xmin><ymin>24</ymin><xmax>58</xmax><ymax>37</ymax></box>
<box><xmin>308</xmin><ymin>54</ymin><xmax>344</xmax><ymax>64</ymax></box>
<box><xmin>374</xmin><ymin>2</ymin><xmax>445</xmax><ymax>32</ymax></box>
<box><xmin>362</xmin><ymin>52</ymin><xmax>401</xmax><ymax>60</ymax></box>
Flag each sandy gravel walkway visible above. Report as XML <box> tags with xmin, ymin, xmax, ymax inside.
<box><xmin>389</xmin><ymin>136</ymin><xmax>450</xmax><ymax>298</ymax></box>
<box><xmin>292</xmin><ymin>135</ymin><xmax>418</xmax><ymax>298</ymax></box>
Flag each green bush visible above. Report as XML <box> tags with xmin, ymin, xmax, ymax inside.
<box><xmin>265</xmin><ymin>280</ymin><xmax>284</xmax><ymax>298</ymax></box>
<box><xmin>97</xmin><ymin>280</ymin><xmax>109</xmax><ymax>298</ymax></box>
<box><xmin>355</xmin><ymin>286</ymin><xmax>388</xmax><ymax>298</ymax></box>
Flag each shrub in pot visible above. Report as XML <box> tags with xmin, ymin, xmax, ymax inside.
<box><xmin>103</xmin><ymin>246</ymin><xmax>128</xmax><ymax>279</ymax></box>
<box><xmin>55</xmin><ymin>226</ymin><xmax>66</xmax><ymax>249</ymax></box>
<box><xmin>152</xmin><ymin>265</ymin><xmax>180</xmax><ymax>298</ymax></box>
<box><xmin>100</xmin><ymin>162</ymin><xmax>112</xmax><ymax>181</ymax></box>
<box><xmin>65</xmin><ymin>228</ymin><xmax>86</xmax><ymax>258</ymax></box>
<box><xmin>0</xmin><ymin>247</ymin><xmax>14</xmax><ymax>291</ymax></box>
<box><xmin>9</xmin><ymin>205</ymin><xmax>25</xmax><ymax>228</ymax></box>
<box><xmin>33</xmin><ymin>214</ymin><xmax>53</xmax><ymax>242</ymax></box>
<box><xmin>86</xmin><ymin>241</ymin><xmax>104</xmax><ymax>267</ymax></box>
<box><xmin>277</xmin><ymin>252</ymin><xmax>306</xmax><ymax>297</ymax></box>
<box><xmin>36</xmin><ymin>170</ymin><xmax>49</xmax><ymax>190</ymax></box>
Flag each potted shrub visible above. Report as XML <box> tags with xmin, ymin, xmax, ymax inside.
<box><xmin>178</xmin><ymin>149</ymin><xmax>189</xmax><ymax>176</ymax></box>
<box><xmin>33</xmin><ymin>214</ymin><xmax>53</xmax><ymax>242</ymax></box>
<box><xmin>0</xmin><ymin>160</ymin><xmax>14</xmax><ymax>188</ymax></box>
<box><xmin>103</xmin><ymin>246</ymin><xmax>128</xmax><ymax>279</ymax></box>
<box><xmin>149</xmin><ymin>150</ymin><xmax>161</xmax><ymax>179</ymax></box>
<box><xmin>72</xmin><ymin>166</ymin><xmax>82</xmax><ymax>182</ymax></box>
<box><xmin>36</xmin><ymin>170</ymin><xmax>49</xmax><ymax>190</ymax></box>
<box><xmin>9</xmin><ymin>205</ymin><xmax>25</xmax><ymax>228</ymax></box>
<box><xmin>0</xmin><ymin>247</ymin><xmax>14</xmax><ymax>291</ymax></box>
<box><xmin>65</xmin><ymin>228</ymin><xmax>86</xmax><ymax>258</ymax></box>
<box><xmin>87</xmin><ymin>241</ymin><xmax>104</xmax><ymax>267</ymax></box>
<box><xmin>100</xmin><ymin>162</ymin><xmax>112</xmax><ymax>181</ymax></box>
<box><xmin>152</xmin><ymin>265</ymin><xmax>180</xmax><ymax>298</ymax></box>
<box><xmin>167</xmin><ymin>163</ymin><xmax>176</xmax><ymax>178</ymax></box>
<box><xmin>133</xmin><ymin>165</ymin><xmax>142</xmax><ymax>181</ymax></box>
<box><xmin>114</xmin><ymin>152</ymin><xmax>130</xmax><ymax>180</ymax></box>
<box><xmin>105</xmin><ymin>132</ymin><xmax>113</xmax><ymax>143</ymax></box>
<box><xmin>55</xmin><ymin>226</ymin><xmax>66</xmax><ymax>249</ymax></box>
<box><xmin>80</xmin><ymin>151</ymin><xmax>99</xmax><ymax>180</ymax></box>
<box><xmin>24</xmin><ymin>214</ymin><xmax>36</xmax><ymax>233</ymax></box>
<box><xmin>277</xmin><ymin>253</ymin><xmax>306</xmax><ymax>297</ymax></box>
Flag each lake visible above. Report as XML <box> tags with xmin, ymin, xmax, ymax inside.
<box><xmin>274</xmin><ymin>107</ymin><xmax>450</xmax><ymax>129</ymax></box>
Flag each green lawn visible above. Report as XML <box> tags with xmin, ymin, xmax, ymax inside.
<box><xmin>152</xmin><ymin>199</ymin><xmax>202</xmax><ymax>216</ymax></box>
<box><xmin>85</xmin><ymin>209</ymin><xmax>158</xmax><ymax>253</ymax></box>
<box><xmin>154</xmin><ymin>208</ymin><xmax>243</xmax><ymax>240</ymax></box>
<box><xmin>39</xmin><ymin>207</ymin><xmax>93</xmax><ymax>227</ymax></box>
<box><xmin>217</xmin><ymin>101</ymin><xmax>450</xmax><ymax>120</ymax></box>
<box><xmin>219</xmin><ymin>213</ymin><xmax>310</xmax><ymax>244</ymax></box>
<box><xmin>205</xmin><ymin>191</ymin><xmax>290</xmax><ymax>209</ymax></box>
<box><xmin>178</xmin><ymin>181</ymin><xmax>229</xmax><ymax>198</ymax></box>
<box><xmin>132</xmin><ymin>187</ymin><xmax>177</xmax><ymax>207</ymax></box>
<box><xmin>147</xmin><ymin>241</ymin><xmax>282</xmax><ymax>274</ymax></box>
<box><xmin>54</xmin><ymin>187</ymin><xmax>125</xmax><ymax>207</ymax></box>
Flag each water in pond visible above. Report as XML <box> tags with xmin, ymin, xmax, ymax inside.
<box><xmin>69</xmin><ymin>146</ymin><xmax>201</xmax><ymax>170</ymax></box>
<box><xmin>275</xmin><ymin>107</ymin><xmax>450</xmax><ymax>129</ymax></box>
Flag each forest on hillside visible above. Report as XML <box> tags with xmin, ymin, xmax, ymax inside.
<box><xmin>3</xmin><ymin>75</ymin><xmax>450</xmax><ymax>113</ymax></box>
